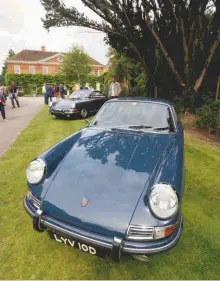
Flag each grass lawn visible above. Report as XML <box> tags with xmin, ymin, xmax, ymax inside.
<box><xmin>1</xmin><ymin>107</ymin><xmax>220</xmax><ymax>279</ymax></box>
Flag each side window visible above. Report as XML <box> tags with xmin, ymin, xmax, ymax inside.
<box><xmin>92</xmin><ymin>91</ymin><xmax>104</xmax><ymax>98</ymax></box>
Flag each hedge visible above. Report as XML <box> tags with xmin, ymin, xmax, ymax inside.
<box><xmin>5</xmin><ymin>73</ymin><xmax>105</xmax><ymax>95</ymax></box>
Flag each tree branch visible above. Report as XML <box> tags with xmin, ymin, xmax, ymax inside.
<box><xmin>194</xmin><ymin>29</ymin><xmax>220</xmax><ymax>92</ymax></box>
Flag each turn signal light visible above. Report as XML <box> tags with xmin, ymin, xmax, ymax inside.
<box><xmin>154</xmin><ymin>223</ymin><xmax>177</xmax><ymax>240</ymax></box>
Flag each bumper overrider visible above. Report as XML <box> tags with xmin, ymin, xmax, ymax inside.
<box><xmin>23</xmin><ymin>194</ymin><xmax>183</xmax><ymax>261</ymax></box>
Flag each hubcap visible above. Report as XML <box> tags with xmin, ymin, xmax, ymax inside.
<box><xmin>81</xmin><ymin>109</ymin><xmax>87</xmax><ymax>118</ymax></box>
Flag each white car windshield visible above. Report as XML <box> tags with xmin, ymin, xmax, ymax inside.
<box><xmin>70</xmin><ymin>90</ymin><xmax>92</xmax><ymax>99</ymax></box>
<box><xmin>90</xmin><ymin>101</ymin><xmax>174</xmax><ymax>131</ymax></box>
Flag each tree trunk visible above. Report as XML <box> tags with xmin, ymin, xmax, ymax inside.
<box><xmin>154</xmin><ymin>86</ymin><xmax>158</xmax><ymax>98</ymax></box>
<box><xmin>148</xmin><ymin>27</ymin><xmax>185</xmax><ymax>87</ymax></box>
<box><xmin>194</xmin><ymin>29</ymin><xmax>220</xmax><ymax>92</ymax></box>
<box><xmin>216</xmin><ymin>103</ymin><xmax>220</xmax><ymax>141</ymax></box>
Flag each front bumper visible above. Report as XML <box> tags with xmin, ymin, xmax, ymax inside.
<box><xmin>23</xmin><ymin>195</ymin><xmax>183</xmax><ymax>260</ymax></box>
<box><xmin>49</xmin><ymin>109</ymin><xmax>79</xmax><ymax>117</ymax></box>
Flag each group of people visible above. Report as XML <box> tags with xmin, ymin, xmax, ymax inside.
<box><xmin>0</xmin><ymin>82</ymin><xmax>20</xmax><ymax>121</ymax></box>
<box><xmin>42</xmin><ymin>83</ymin><xmax>67</xmax><ymax>105</ymax></box>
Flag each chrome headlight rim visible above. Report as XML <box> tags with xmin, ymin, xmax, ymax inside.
<box><xmin>26</xmin><ymin>158</ymin><xmax>46</xmax><ymax>185</ymax></box>
<box><xmin>149</xmin><ymin>183</ymin><xmax>179</xmax><ymax>220</ymax></box>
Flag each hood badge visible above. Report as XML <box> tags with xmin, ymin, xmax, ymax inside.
<box><xmin>81</xmin><ymin>198</ymin><xmax>89</xmax><ymax>207</ymax></box>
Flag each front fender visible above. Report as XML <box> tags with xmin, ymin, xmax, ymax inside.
<box><xmin>27</xmin><ymin>129</ymin><xmax>86</xmax><ymax>198</ymax></box>
<box><xmin>130</xmin><ymin>135</ymin><xmax>184</xmax><ymax>228</ymax></box>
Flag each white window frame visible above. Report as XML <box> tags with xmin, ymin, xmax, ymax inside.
<box><xmin>94</xmin><ymin>69</ymin><xmax>100</xmax><ymax>77</ymax></box>
<box><xmin>42</xmin><ymin>66</ymin><xmax>48</xmax><ymax>74</ymax></box>
<box><xmin>14</xmin><ymin>65</ymin><xmax>21</xmax><ymax>74</ymax></box>
<box><xmin>29</xmin><ymin>66</ymin><xmax>35</xmax><ymax>74</ymax></box>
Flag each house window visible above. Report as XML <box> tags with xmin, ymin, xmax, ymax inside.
<box><xmin>14</xmin><ymin>65</ymin><xmax>20</xmax><ymax>74</ymax></box>
<box><xmin>94</xmin><ymin>69</ymin><xmax>100</xmax><ymax>76</ymax></box>
<box><xmin>29</xmin><ymin>66</ymin><xmax>35</xmax><ymax>74</ymax></box>
<box><xmin>42</xmin><ymin>66</ymin><xmax>48</xmax><ymax>74</ymax></box>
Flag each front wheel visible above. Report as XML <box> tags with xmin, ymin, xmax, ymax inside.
<box><xmin>80</xmin><ymin>108</ymin><xmax>88</xmax><ymax>118</ymax></box>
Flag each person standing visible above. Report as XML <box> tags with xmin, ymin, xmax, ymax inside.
<box><xmin>42</xmin><ymin>83</ymin><xmax>47</xmax><ymax>104</ymax></box>
<box><xmin>0</xmin><ymin>87</ymin><xmax>7</xmax><ymax>121</ymax></box>
<box><xmin>59</xmin><ymin>84</ymin><xmax>66</xmax><ymax>99</ymax></box>
<box><xmin>45</xmin><ymin>83</ymin><xmax>52</xmax><ymax>105</ymax></box>
<box><xmin>9</xmin><ymin>82</ymin><xmax>20</xmax><ymax>108</ymax></box>
<box><xmin>54</xmin><ymin>83</ymin><xmax>60</xmax><ymax>100</ymax></box>
<box><xmin>108</xmin><ymin>77</ymin><xmax>122</xmax><ymax>97</ymax></box>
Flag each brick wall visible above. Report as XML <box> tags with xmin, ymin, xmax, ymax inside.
<box><xmin>7</xmin><ymin>63</ymin><xmax>103</xmax><ymax>76</ymax></box>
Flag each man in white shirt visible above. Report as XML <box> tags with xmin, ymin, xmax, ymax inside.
<box><xmin>108</xmin><ymin>77</ymin><xmax>121</xmax><ymax>97</ymax></box>
<box><xmin>42</xmin><ymin>83</ymin><xmax>47</xmax><ymax>104</ymax></box>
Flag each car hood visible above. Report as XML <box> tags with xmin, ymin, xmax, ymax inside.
<box><xmin>42</xmin><ymin>127</ymin><xmax>175</xmax><ymax>238</ymax></box>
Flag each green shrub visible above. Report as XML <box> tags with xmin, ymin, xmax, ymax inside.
<box><xmin>196</xmin><ymin>102</ymin><xmax>218</xmax><ymax>130</ymax></box>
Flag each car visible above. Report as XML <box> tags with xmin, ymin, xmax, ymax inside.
<box><xmin>23</xmin><ymin>97</ymin><xmax>184</xmax><ymax>262</ymax></box>
<box><xmin>49</xmin><ymin>89</ymin><xmax>108</xmax><ymax>119</ymax></box>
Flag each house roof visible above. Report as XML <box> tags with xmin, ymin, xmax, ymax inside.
<box><xmin>8</xmin><ymin>49</ymin><xmax>103</xmax><ymax>66</ymax></box>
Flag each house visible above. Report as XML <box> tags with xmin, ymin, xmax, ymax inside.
<box><xmin>6</xmin><ymin>46</ymin><xmax>104</xmax><ymax>77</ymax></box>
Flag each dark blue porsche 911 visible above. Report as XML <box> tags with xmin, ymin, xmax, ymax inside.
<box><xmin>23</xmin><ymin>97</ymin><xmax>184</xmax><ymax>262</ymax></box>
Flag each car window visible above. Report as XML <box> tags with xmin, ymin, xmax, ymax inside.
<box><xmin>70</xmin><ymin>90</ymin><xmax>92</xmax><ymax>99</ymax></box>
<box><xmin>91</xmin><ymin>91</ymin><xmax>105</xmax><ymax>98</ymax></box>
<box><xmin>91</xmin><ymin>101</ymin><xmax>172</xmax><ymax>130</ymax></box>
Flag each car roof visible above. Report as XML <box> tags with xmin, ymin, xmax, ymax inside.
<box><xmin>108</xmin><ymin>97</ymin><xmax>173</xmax><ymax>106</ymax></box>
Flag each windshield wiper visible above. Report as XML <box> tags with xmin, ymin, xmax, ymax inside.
<box><xmin>128</xmin><ymin>125</ymin><xmax>153</xmax><ymax>129</ymax></box>
<box><xmin>153</xmin><ymin>127</ymin><xmax>170</xmax><ymax>131</ymax></box>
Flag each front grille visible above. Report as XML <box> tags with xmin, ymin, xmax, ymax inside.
<box><xmin>28</xmin><ymin>192</ymin><xmax>41</xmax><ymax>209</ymax></box>
<box><xmin>127</xmin><ymin>225</ymin><xmax>154</xmax><ymax>241</ymax></box>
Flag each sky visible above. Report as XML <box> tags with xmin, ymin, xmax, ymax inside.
<box><xmin>0</xmin><ymin>0</ymin><xmax>109</xmax><ymax>73</ymax></box>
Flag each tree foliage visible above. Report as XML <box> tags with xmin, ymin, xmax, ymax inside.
<box><xmin>40</xmin><ymin>0</ymin><xmax>220</xmax><ymax>98</ymax></box>
<box><xmin>1</xmin><ymin>49</ymin><xmax>15</xmax><ymax>85</ymax></box>
<box><xmin>60</xmin><ymin>45</ymin><xmax>91</xmax><ymax>83</ymax></box>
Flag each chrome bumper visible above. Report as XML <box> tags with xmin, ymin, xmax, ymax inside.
<box><xmin>23</xmin><ymin>195</ymin><xmax>182</xmax><ymax>258</ymax></box>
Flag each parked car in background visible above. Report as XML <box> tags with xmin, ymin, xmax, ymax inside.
<box><xmin>24</xmin><ymin>97</ymin><xmax>184</xmax><ymax>262</ymax></box>
<box><xmin>49</xmin><ymin>89</ymin><xmax>108</xmax><ymax>119</ymax></box>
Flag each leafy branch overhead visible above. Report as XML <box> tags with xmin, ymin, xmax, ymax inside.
<box><xmin>41</xmin><ymin>0</ymin><xmax>220</xmax><ymax>96</ymax></box>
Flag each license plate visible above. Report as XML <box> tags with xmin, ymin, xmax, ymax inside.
<box><xmin>48</xmin><ymin>232</ymin><xmax>109</xmax><ymax>258</ymax></box>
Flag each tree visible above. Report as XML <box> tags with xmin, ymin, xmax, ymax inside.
<box><xmin>40</xmin><ymin>0</ymin><xmax>220</xmax><ymax>99</ymax></box>
<box><xmin>1</xmin><ymin>49</ymin><xmax>15</xmax><ymax>85</ymax></box>
<box><xmin>41</xmin><ymin>0</ymin><xmax>220</xmax><ymax>98</ymax></box>
<box><xmin>60</xmin><ymin>45</ymin><xmax>91</xmax><ymax>84</ymax></box>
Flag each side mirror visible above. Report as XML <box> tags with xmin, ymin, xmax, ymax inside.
<box><xmin>85</xmin><ymin>119</ymin><xmax>90</xmax><ymax>127</ymax></box>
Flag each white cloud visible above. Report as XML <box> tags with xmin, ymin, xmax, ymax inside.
<box><xmin>0</xmin><ymin>0</ymin><xmax>108</xmax><ymax>74</ymax></box>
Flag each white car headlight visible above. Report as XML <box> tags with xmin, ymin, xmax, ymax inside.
<box><xmin>149</xmin><ymin>183</ymin><xmax>178</xmax><ymax>219</ymax></box>
<box><xmin>26</xmin><ymin>159</ymin><xmax>46</xmax><ymax>184</ymax></box>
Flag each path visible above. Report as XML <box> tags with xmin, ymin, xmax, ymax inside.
<box><xmin>0</xmin><ymin>97</ymin><xmax>44</xmax><ymax>157</ymax></box>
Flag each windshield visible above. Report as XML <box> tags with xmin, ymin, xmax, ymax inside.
<box><xmin>70</xmin><ymin>90</ymin><xmax>92</xmax><ymax>99</ymax></box>
<box><xmin>90</xmin><ymin>101</ymin><xmax>173</xmax><ymax>130</ymax></box>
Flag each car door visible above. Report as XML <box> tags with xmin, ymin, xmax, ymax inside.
<box><xmin>90</xmin><ymin>91</ymin><xmax>108</xmax><ymax>111</ymax></box>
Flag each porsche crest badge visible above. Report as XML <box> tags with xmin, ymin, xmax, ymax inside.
<box><xmin>81</xmin><ymin>198</ymin><xmax>89</xmax><ymax>207</ymax></box>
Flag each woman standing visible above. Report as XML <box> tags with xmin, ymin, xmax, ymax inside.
<box><xmin>9</xmin><ymin>82</ymin><xmax>20</xmax><ymax>108</ymax></box>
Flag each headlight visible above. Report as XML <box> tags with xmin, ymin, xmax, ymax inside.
<box><xmin>149</xmin><ymin>183</ymin><xmax>178</xmax><ymax>219</ymax></box>
<box><xmin>26</xmin><ymin>159</ymin><xmax>46</xmax><ymax>184</ymax></box>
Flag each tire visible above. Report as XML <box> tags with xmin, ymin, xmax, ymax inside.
<box><xmin>80</xmin><ymin>108</ymin><xmax>88</xmax><ymax>118</ymax></box>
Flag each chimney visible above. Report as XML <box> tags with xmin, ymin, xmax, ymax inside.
<box><xmin>41</xmin><ymin>46</ymin><xmax>46</xmax><ymax>52</ymax></box>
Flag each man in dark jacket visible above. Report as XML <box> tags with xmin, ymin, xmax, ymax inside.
<box><xmin>9</xmin><ymin>82</ymin><xmax>20</xmax><ymax>108</ymax></box>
